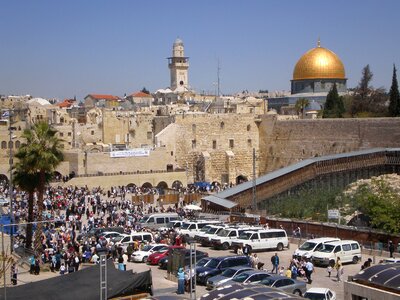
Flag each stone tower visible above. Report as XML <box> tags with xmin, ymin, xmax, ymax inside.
<box><xmin>168</xmin><ymin>38</ymin><xmax>189</xmax><ymax>90</ymax></box>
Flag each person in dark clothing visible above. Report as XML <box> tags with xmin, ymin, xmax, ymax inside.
<box><xmin>243</xmin><ymin>244</ymin><xmax>251</xmax><ymax>256</ymax></box>
<box><xmin>389</xmin><ymin>241</ymin><xmax>395</xmax><ymax>258</ymax></box>
<box><xmin>271</xmin><ymin>253</ymin><xmax>279</xmax><ymax>274</ymax></box>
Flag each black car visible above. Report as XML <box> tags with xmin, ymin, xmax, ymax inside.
<box><xmin>196</xmin><ymin>255</ymin><xmax>252</xmax><ymax>285</ymax></box>
<box><xmin>158</xmin><ymin>249</ymin><xmax>209</xmax><ymax>270</ymax></box>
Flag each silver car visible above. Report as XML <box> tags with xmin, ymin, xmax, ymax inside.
<box><xmin>259</xmin><ymin>275</ymin><xmax>307</xmax><ymax>296</ymax></box>
<box><xmin>222</xmin><ymin>270</ymin><xmax>271</xmax><ymax>286</ymax></box>
<box><xmin>206</xmin><ymin>266</ymin><xmax>253</xmax><ymax>290</ymax></box>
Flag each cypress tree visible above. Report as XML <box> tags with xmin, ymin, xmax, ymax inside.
<box><xmin>388</xmin><ymin>64</ymin><xmax>400</xmax><ymax>117</ymax></box>
<box><xmin>323</xmin><ymin>83</ymin><xmax>344</xmax><ymax>118</ymax></box>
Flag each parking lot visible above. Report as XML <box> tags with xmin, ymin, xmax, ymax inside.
<box><xmin>126</xmin><ymin>240</ymin><xmax>388</xmax><ymax>299</ymax></box>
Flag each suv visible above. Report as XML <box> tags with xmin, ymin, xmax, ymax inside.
<box><xmin>195</xmin><ymin>225</ymin><xmax>227</xmax><ymax>246</ymax></box>
<box><xmin>196</xmin><ymin>255</ymin><xmax>252</xmax><ymax>285</ymax></box>
<box><xmin>211</xmin><ymin>227</ymin><xmax>261</xmax><ymax>250</ymax></box>
<box><xmin>312</xmin><ymin>240</ymin><xmax>362</xmax><ymax>267</ymax></box>
<box><xmin>231</xmin><ymin>229</ymin><xmax>289</xmax><ymax>252</ymax></box>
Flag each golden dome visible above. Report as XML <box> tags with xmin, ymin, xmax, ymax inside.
<box><xmin>293</xmin><ymin>42</ymin><xmax>345</xmax><ymax>80</ymax></box>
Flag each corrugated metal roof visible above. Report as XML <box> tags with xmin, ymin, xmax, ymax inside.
<box><xmin>213</xmin><ymin>148</ymin><xmax>400</xmax><ymax>200</ymax></box>
<box><xmin>202</xmin><ymin>195</ymin><xmax>238</xmax><ymax>209</ymax></box>
<box><xmin>353</xmin><ymin>263</ymin><xmax>400</xmax><ymax>293</ymax></box>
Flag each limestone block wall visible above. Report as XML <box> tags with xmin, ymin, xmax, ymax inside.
<box><xmin>173</xmin><ymin>113</ymin><xmax>261</xmax><ymax>183</ymax></box>
<box><xmin>259</xmin><ymin>117</ymin><xmax>400</xmax><ymax>174</ymax></box>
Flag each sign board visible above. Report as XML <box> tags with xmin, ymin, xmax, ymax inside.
<box><xmin>110</xmin><ymin>148</ymin><xmax>150</xmax><ymax>158</ymax></box>
<box><xmin>328</xmin><ymin>209</ymin><xmax>340</xmax><ymax>219</ymax></box>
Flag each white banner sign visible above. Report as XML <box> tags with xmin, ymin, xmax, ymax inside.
<box><xmin>110</xmin><ymin>149</ymin><xmax>150</xmax><ymax>158</ymax></box>
<box><xmin>328</xmin><ymin>209</ymin><xmax>340</xmax><ymax>219</ymax></box>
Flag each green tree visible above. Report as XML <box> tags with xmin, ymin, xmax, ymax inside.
<box><xmin>351</xmin><ymin>65</ymin><xmax>388</xmax><ymax>117</ymax></box>
<box><xmin>18</xmin><ymin>122</ymin><xmax>63</xmax><ymax>254</ymax></box>
<box><xmin>295</xmin><ymin>98</ymin><xmax>310</xmax><ymax>119</ymax></box>
<box><xmin>388</xmin><ymin>64</ymin><xmax>400</xmax><ymax>117</ymax></box>
<box><xmin>342</xmin><ymin>177</ymin><xmax>400</xmax><ymax>234</ymax></box>
<box><xmin>323</xmin><ymin>83</ymin><xmax>345</xmax><ymax>118</ymax></box>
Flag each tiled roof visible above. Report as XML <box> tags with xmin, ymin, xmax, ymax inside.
<box><xmin>57</xmin><ymin>99</ymin><xmax>76</xmax><ymax>108</ymax></box>
<box><xmin>88</xmin><ymin>94</ymin><xmax>119</xmax><ymax>100</ymax></box>
<box><xmin>130</xmin><ymin>91</ymin><xmax>152</xmax><ymax>98</ymax></box>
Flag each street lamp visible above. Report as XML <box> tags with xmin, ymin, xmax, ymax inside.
<box><xmin>7</xmin><ymin>110</ymin><xmax>16</xmax><ymax>253</ymax></box>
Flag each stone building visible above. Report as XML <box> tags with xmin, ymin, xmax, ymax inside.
<box><xmin>84</xmin><ymin>94</ymin><xmax>120</xmax><ymax>108</ymax></box>
<box><xmin>168</xmin><ymin>38</ymin><xmax>189</xmax><ymax>91</ymax></box>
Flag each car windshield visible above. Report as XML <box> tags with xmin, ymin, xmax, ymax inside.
<box><xmin>206</xmin><ymin>227</ymin><xmax>219</xmax><ymax>234</ymax></box>
<box><xmin>112</xmin><ymin>236</ymin><xmax>124</xmax><ymax>242</ymax></box>
<box><xmin>238</xmin><ymin>232</ymin><xmax>252</xmax><ymax>240</ymax></box>
<box><xmin>221</xmin><ymin>268</ymin><xmax>237</xmax><ymax>277</ymax></box>
<box><xmin>319</xmin><ymin>244</ymin><xmax>335</xmax><ymax>253</ymax></box>
<box><xmin>232</xmin><ymin>273</ymin><xmax>250</xmax><ymax>282</ymax></box>
<box><xmin>217</xmin><ymin>229</ymin><xmax>230</xmax><ymax>237</ymax></box>
<box><xmin>139</xmin><ymin>216</ymin><xmax>148</xmax><ymax>223</ymax></box>
<box><xmin>181</xmin><ymin>223</ymin><xmax>190</xmax><ymax>229</ymax></box>
<box><xmin>197</xmin><ymin>258</ymin><xmax>211</xmax><ymax>267</ymax></box>
<box><xmin>299</xmin><ymin>242</ymin><xmax>317</xmax><ymax>251</ymax></box>
<box><xmin>206</xmin><ymin>258</ymin><xmax>221</xmax><ymax>268</ymax></box>
<box><xmin>143</xmin><ymin>245</ymin><xmax>153</xmax><ymax>251</ymax></box>
<box><xmin>200</xmin><ymin>226</ymin><xmax>211</xmax><ymax>232</ymax></box>
<box><xmin>304</xmin><ymin>292</ymin><xmax>326</xmax><ymax>300</ymax></box>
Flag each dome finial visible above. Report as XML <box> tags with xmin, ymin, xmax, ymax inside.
<box><xmin>317</xmin><ymin>37</ymin><xmax>321</xmax><ymax>47</ymax></box>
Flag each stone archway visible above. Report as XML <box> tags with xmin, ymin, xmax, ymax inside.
<box><xmin>53</xmin><ymin>171</ymin><xmax>62</xmax><ymax>182</ymax></box>
<box><xmin>141</xmin><ymin>182</ymin><xmax>153</xmax><ymax>189</ymax></box>
<box><xmin>0</xmin><ymin>174</ymin><xmax>9</xmax><ymax>185</ymax></box>
<box><xmin>172</xmin><ymin>180</ymin><xmax>183</xmax><ymax>190</ymax></box>
<box><xmin>236</xmin><ymin>175</ymin><xmax>248</xmax><ymax>185</ymax></box>
<box><xmin>157</xmin><ymin>181</ymin><xmax>168</xmax><ymax>190</ymax></box>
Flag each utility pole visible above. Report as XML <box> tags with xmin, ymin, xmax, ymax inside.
<box><xmin>252</xmin><ymin>148</ymin><xmax>257</xmax><ymax>212</ymax></box>
<box><xmin>8</xmin><ymin>110</ymin><xmax>14</xmax><ymax>253</ymax></box>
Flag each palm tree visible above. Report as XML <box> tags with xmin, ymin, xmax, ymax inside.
<box><xmin>12</xmin><ymin>156</ymin><xmax>39</xmax><ymax>249</ymax></box>
<box><xmin>295</xmin><ymin>98</ymin><xmax>310</xmax><ymax>119</ymax></box>
<box><xmin>18</xmin><ymin>122</ymin><xmax>63</xmax><ymax>253</ymax></box>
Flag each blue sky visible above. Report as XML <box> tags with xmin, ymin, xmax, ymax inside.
<box><xmin>1</xmin><ymin>0</ymin><xmax>399</xmax><ymax>100</ymax></box>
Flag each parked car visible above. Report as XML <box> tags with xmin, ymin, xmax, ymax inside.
<box><xmin>77</xmin><ymin>226</ymin><xmax>125</xmax><ymax>242</ymax></box>
<box><xmin>158</xmin><ymin>249</ymin><xmax>208</xmax><ymax>270</ymax></box>
<box><xmin>196</xmin><ymin>255</ymin><xmax>252</xmax><ymax>285</ymax></box>
<box><xmin>293</xmin><ymin>237</ymin><xmax>340</xmax><ymax>260</ymax></box>
<box><xmin>131</xmin><ymin>244</ymin><xmax>168</xmax><ymax>262</ymax></box>
<box><xmin>312</xmin><ymin>240</ymin><xmax>362</xmax><ymax>267</ymax></box>
<box><xmin>179</xmin><ymin>220</ymin><xmax>221</xmax><ymax>238</ymax></box>
<box><xmin>222</xmin><ymin>269</ymin><xmax>271</xmax><ymax>286</ymax></box>
<box><xmin>98</xmin><ymin>231</ymin><xmax>124</xmax><ymax>243</ymax></box>
<box><xmin>147</xmin><ymin>245</ymin><xmax>185</xmax><ymax>265</ymax></box>
<box><xmin>211</xmin><ymin>226</ymin><xmax>262</xmax><ymax>250</ymax></box>
<box><xmin>138</xmin><ymin>213</ymin><xmax>179</xmax><ymax>229</ymax></box>
<box><xmin>304</xmin><ymin>287</ymin><xmax>337</xmax><ymax>300</ymax></box>
<box><xmin>258</xmin><ymin>275</ymin><xmax>307</xmax><ymax>296</ymax></box>
<box><xmin>195</xmin><ymin>225</ymin><xmax>227</xmax><ymax>246</ymax></box>
<box><xmin>206</xmin><ymin>265</ymin><xmax>254</xmax><ymax>290</ymax></box>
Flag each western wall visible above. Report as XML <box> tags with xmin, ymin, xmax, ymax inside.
<box><xmin>258</xmin><ymin>116</ymin><xmax>400</xmax><ymax>174</ymax></box>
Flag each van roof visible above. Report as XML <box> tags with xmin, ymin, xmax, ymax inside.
<box><xmin>324</xmin><ymin>240</ymin><xmax>359</xmax><ymax>246</ymax></box>
<box><xmin>304</xmin><ymin>237</ymin><xmax>340</xmax><ymax>243</ymax></box>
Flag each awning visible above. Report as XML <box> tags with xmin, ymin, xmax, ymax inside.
<box><xmin>202</xmin><ymin>195</ymin><xmax>238</xmax><ymax>209</ymax></box>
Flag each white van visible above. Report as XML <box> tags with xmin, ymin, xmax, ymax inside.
<box><xmin>138</xmin><ymin>213</ymin><xmax>179</xmax><ymax>229</ymax></box>
<box><xmin>312</xmin><ymin>240</ymin><xmax>362</xmax><ymax>267</ymax></box>
<box><xmin>115</xmin><ymin>232</ymin><xmax>154</xmax><ymax>251</ymax></box>
<box><xmin>179</xmin><ymin>220</ymin><xmax>221</xmax><ymax>238</ymax></box>
<box><xmin>231</xmin><ymin>229</ymin><xmax>289</xmax><ymax>252</ymax></box>
<box><xmin>293</xmin><ymin>237</ymin><xmax>340</xmax><ymax>259</ymax></box>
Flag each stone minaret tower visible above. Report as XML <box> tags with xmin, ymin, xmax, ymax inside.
<box><xmin>168</xmin><ymin>38</ymin><xmax>189</xmax><ymax>90</ymax></box>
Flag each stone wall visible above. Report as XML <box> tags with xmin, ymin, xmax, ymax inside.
<box><xmin>259</xmin><ymin>117</ymin><xmax>400</xmax><ymax>174</ymax></box>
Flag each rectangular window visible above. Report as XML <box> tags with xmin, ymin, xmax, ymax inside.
<box><xmin>91</xmin><ymin>130</ymin><xmax>95</xmax><ymax>135</ymax></box>
<box><xmin>147</xmin><ymin>132</ymin><xmax>152</xmax><ymax>139</ymax></box>
<box><xmin>60</xmin><ymin>132</ymin><xmax>64</xmax><ymax>137</ymax></box>
<box><xmin>247</xmin><ymin>139</ymin><xmax>252</xmax><ymax>147</ymax></box>
<box><xmin>192</xmin><ymin>139</ymin><xmax>196</xmax><ymax>149</ymax></box>
<box><xmin>229</xmin><ymin>139</ymin><xmax>234</xmax><ymax>148</ymax></box>
<box><xmin>68</xmin><ymin>132</ymin><xmax>71</xmax><ymax>137</ymax></box>
<box><xmin>212</xmin><ymin>140</ymin><xmax>217</xmax><ymax>149</ymax></box>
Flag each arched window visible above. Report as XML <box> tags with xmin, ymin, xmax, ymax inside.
<box><xmin>15</xmin><ymin>141</ymin><xmax>21</xmax><ymax>148</ymax></box>
<box><xmin>220</xmin><ymin>122</ymin><xmax>225</xmax><ymax>129</ymax></box>
<box><xmin>247</xmin><ymin>124</ymin><xmax>251</xmax><ymax>131</ymax></box>
<box><xmin>8</xmin><ymin>141</ymin><xmax>13</xmax><ymax>149</ymax></box>
<box><xmin>1</xmin><ymin>141</ymin><xmax>6</xmax><ymax>149</ymax></box>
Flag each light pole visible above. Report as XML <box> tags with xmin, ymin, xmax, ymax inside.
<box><xmin>8</xmin><ymin>110</ymin><xmax>14</xmax><ymax>253</ymax></box>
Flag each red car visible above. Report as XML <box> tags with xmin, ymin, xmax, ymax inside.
<box><xmin>147</xmin><ymin>245</ymin><xmax>185</xmax><ymax>265</ymax></box>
